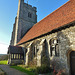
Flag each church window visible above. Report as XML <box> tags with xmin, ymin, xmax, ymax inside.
<box><xmin>34</xmin><ymin>46</ymin><xmax>36</xmax><ymax>56</ymax></box>
<box><xmin>25</xmin><ymin>49</ymin><xmax>27</xmax><ymax>54</ymax></box>
<box><xmin>37</xmin><ymin>49</ymin><xmax>39</xmax><ymax>53</ymax></box>
<box><xmin>36</xmin><ymin>45</ymin><xmax>39</xmax><ymax>53</ymax></box>
<box><xmin>50</xmin><ymin>38</ymin><xmax>59</xmax><ymax>56</ymax></box>
<box><xmin>28</xmin><ymin>12</ymin><xmax>32</xmax><ymax>18</ymax></box>
<box><xmin>55</xmin><ymin>44</ymin><xmax>59</xmax><ymax>56</ymax></box>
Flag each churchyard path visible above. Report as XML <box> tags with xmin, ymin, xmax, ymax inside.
<box><xmin>0</xmin><ymin>65</ymin><xmax>27</xmax><ymax>75</ymax></box>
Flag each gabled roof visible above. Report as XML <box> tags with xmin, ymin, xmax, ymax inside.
<box><xmin>8</xmin><ymin>45</ymin><xmax>24</xmax><ymax>54</ymax></box>
<box><xmin>17</xmin><ymin>0</ymin><xmax>75</xmax><ymax>45</ymax></box>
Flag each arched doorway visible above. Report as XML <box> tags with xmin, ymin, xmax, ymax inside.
<box><xmin>70</xmin><ymin>51</ymin><xmax>75</xmax><ymax>75</ymax></box>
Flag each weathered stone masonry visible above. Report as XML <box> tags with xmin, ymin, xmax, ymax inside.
<box><xmin>9</xmin><ymin>0</ymin><xmax>75</xmax><ymax>75</ymax></box>
<box><xmin>10</xmin><ymin>0</ymin><xmax>37</xmax><ymax>46</ymax></box>
<box><xmin>19</xmin><ymin>22</ymin><xmax>75</xmax><ymax>74</ymax></box>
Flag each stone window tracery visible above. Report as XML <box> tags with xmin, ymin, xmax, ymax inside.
<box><xmin>33</xmin><ymin>45</ymin><xmax>39</xmax><ymax>57</ymax></box>
<box><xmin>36</xmin><ymin>44</ymin><xmax>40</xmax><ymax>54</ymax></box>
<box><xmin>36</xmin><ymin>46</ymin><xmax>39</xmax><ymax>53</ymax></box>
<box><xmin>25</xmin><ymin>49</ymin><xmax>27</xmax><ymax>54</ymax></box>
<box><xmin>34</xmin><ymin>46</ymin><xmax>36</xmax><ymax>56</ymax></box>
<box><xmin>49</xmin><ymin>38</ymin><xmax>59</xmax><ymax>56</ymax></box>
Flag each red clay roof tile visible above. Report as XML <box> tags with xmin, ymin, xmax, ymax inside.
<box><xmin>17</xmin><ymin>0</ymin><xmax>75</xmax><ymax>45</ymax></box>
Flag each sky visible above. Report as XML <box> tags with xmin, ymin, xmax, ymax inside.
<box><xmin>0</xmin><ymin>0</ymin><xmax>69</xmax><ymax>54</ymax></box>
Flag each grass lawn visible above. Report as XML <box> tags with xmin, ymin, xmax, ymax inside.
<box><xmin>10</xmin><ymin>65</ymin><xmax>53</xmax><ymax>75</ymax></box>
<box><xmin>0</xmin><ymin>60</ymin><xmax>8</xmax><ymax>65</ymax></box>
<box><xmin>10</xmin><ymin>66</ymin><xmax>37</xmax><ymax>75</ymax></box>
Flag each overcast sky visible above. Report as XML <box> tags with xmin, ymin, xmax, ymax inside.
<box><xmin>0</xmin><ymin>0</ymin><xmax>68</xmax><ymax>54</ymax></box>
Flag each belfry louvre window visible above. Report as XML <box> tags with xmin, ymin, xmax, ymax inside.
<box><xmin>49</xmin><ymin>38</ymin><xmax>59</xmax><ymax>56</ymax></box>
<box><xmin>28</xmin><ymin>12</ymin><xmax>32</xmax><ymax>18</ymax></box>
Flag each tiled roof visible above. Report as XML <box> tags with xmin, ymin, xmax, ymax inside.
<box><xmin>8</xmin><ymin>45</ymin><xmax>24</xmax><ymax>54</ymax></box>
<box><xmin>17</xmin><ymin>0</ymin><xmax>75</xmax><ymax>45</ymax></box>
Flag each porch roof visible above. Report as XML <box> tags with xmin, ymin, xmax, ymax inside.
<box><xmin>8</xmin><ymin>45</ymin><xmax>24</xmax><ymax>54</ymax></box>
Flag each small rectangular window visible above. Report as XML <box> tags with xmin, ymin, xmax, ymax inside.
<box><xmin>12</xmin><ymin>54</ymin><xmax>13</xmax><ymax>59</ymax></box>
<box><xmin>19</xmin><ymin>54</ymin><xmax>20</xmax><ymax>59</ymax></box>
<box><xmin>16</xmin><ymin>54</ymin><xmax>18</xmax><ymax>59</ymax></box>
<box><xmin>14</xmin><ymin>54</ymin><xmax>16</xmax><ymax>59</ymax></box>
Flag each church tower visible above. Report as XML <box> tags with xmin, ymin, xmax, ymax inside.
<box><xmin>10</xmin><ymin>0</ymin><xmax>37</xmax><ymax>46</ymax></box>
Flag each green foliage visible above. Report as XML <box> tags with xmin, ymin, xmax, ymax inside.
<box><xmin>10</xmin><ymin>65</ymin><xmax>53</xmax><ymax>75</ymax></box>
<box><xmin>36</xmin><ymin>65</ymin><xmax>53</xmax><ymax>74</ymax></box>
<box><xmin>10</xmin><ymin>66</ymin><xmax>37</xmax><ymax>75</ymax></box>
<box><xmin>0</xmin><ymin>60</ymin><xmax>8</xmax><ymax>65</ymax></box>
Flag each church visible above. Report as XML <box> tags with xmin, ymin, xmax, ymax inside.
<box><xmin>8</xmin><ymin>0</ymin><xmax>75</xmax><ymax>75</ymax></box>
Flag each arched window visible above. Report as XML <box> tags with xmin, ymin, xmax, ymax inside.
<box><xmin>36</xmin><ymin>46</ymin><xmax>39</xmax><ymax>53</ymax></box>
<box><xmin>33</xmin><ymin>45</ymin><xmax>37</xmax><ymax>57</ymax></box>
<box><xmin>28</xmin><ymin>12</ymin><xmax>32</xmax><ymax>18</ymax></box>
<box><xmin>34</xmin><ymin>46</ymin><xmax>36</xmax><ymax>56</ymax></box>
<box><xmin>25</xmin><ymin>49</ymin><xmax>27</xmax><ymax>54</ymax></box>
<box><xmin>55</xmin><ymin>44</ymin><xmax>59</xmax><ymax>56</ymax></box>
<box><xmin>49</xmin><ymin>38</ymin><xmax>59</xmax><ymax>56</ymax></box>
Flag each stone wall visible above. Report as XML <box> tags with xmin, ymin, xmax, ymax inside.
<box><xmin>11</xmin><ymin>60</ymin><xmax>24</xmax><ymax>65</ymax></box>
<box><xmin>10</xmin><ymin>0</ymin><xmax>37</xmax><ymax>45</ymax></box>
<box><xmin>19</xmin><ymin>22</ymin><xmax>75</xmax><ymax>74</ymax></box>
<box><xmin>10</xmin><ymin>17</ymin><xmax>17</xmax><ymax>45</ymax></box>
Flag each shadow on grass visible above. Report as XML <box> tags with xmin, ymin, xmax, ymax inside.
<box><xmin>10</xmin><ymin>66</ymin><xmax>37</xmax><ymax>75</ymax></box>
<box><xmin>10</xmin><ymin>66</ymin><xmax>53</xmax><ymax>75</ymax></box>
